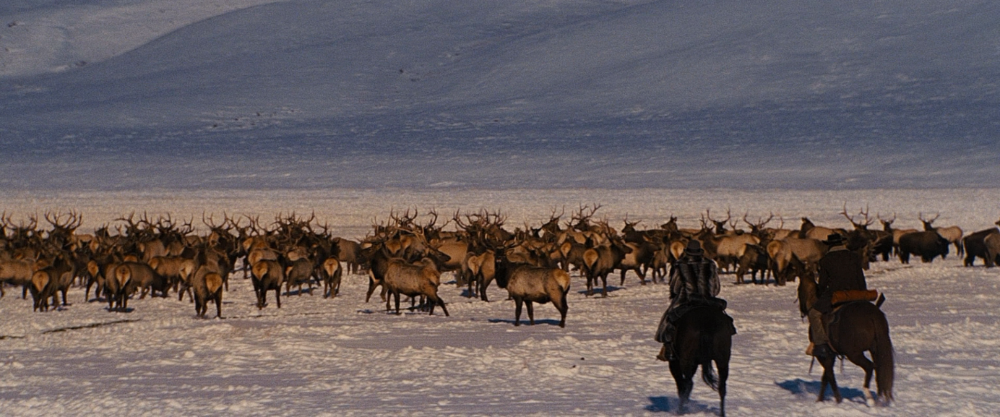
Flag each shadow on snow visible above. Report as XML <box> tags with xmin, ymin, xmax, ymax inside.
<box><xmin>776</xmin><ymin>378</ymin><xmax>868</xmax><ymax>404</ymax></box>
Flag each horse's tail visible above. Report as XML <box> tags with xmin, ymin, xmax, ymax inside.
<box><xmin>698</xmin><ymin>314</ymin><xmax>720</xmax><ymax>391</ymax></box>
<box><xmin>872</xmin><ymin>311</ymin><xmax>895</xmax><ymax>403</ymax></box>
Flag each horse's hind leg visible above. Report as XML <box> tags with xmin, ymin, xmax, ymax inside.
<box><xmin>716</xmin><ymin>358</ymin><xmax>729</xmax><ymax>417</ymax></box>
<box><xmin>818</xmin><ymin>355</ymin><xmax>841</xmax><ymax>402</ymax></box>
<box><xmin>846</xmin><ymin>351</ymin><xmax>876</xmax><ymax>406</ymax></box>
<box><xmin>669</xmin><ymin>360</ymin><xmax>694</xmax><ymax>412</ymax></box>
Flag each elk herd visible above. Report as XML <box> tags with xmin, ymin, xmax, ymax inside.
<box><xmin>1</xmin><ymin>205</ymin><xmax>999</xmax><ymax>327</ymax></box>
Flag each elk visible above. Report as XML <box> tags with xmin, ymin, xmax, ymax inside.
<box><xmin>841</xmin><ymin>205</ymin><xmax>877</xmax><ymax>270</ymax></box>
<box><xmin>103</xmin><ymin>259</ymin><xmax>130</xmax><ymax>312</ymax></box>
<box><xmin>735</xmin><ymin>244</ymin><xmax>770</xmax><ymax>285</ymax></box>
<box><xmin>799</xmin><ymin>216</ymin><xmax>846</xmax><ymax>241</ymax></box>
<box><xmin>880</xmin><ymin>213</ymin><xmax>918</xmax><ymax>255</ymax></box>
<box><xmin>766</xmin><ymin>237</ymin><xmax>827</xmax><ymax>283</ymax></box>
<box><xmin>359</xmin><ymin>237</ymin><xmax>398</xmax><ymax>303</ymax></box>
<box><xmin>381</xmin><ymin>256</ymin><xmax>450</xmax><ymax>316</ymax></box>
<box><xmin>648</xmin><ymin>243</ymin><xmax>672</xmax><ymax>283</ymax></box>
<box><xmin>149</xmin><ymin>256</ymin><xmax>197</xmax><ymax>299</ymax></box>
<box><xmin>696</xmin><ymin>213</ymin><xmax>760</xmax><ymax>275</ymax></box>
<box><xmin>582</xmin><ymin>235</ymin><xmax>631</xmax><ymax>297</ymax></box>
<box><xmin>190</xmin><ymin>265</ymin><xmax>224</xmax><ymax>318</ymax></box>
<box><xmin>897</xmin><ymin>231</ymin><xmax>949</xmax><ymax>264</ymax></box>
<box><xmin>251</xmin><ymin>259</ymin><xmax>284</xmax><ymax>309</ymax></box>
<box><xmin>765</xmin><ymin>216</ymin><xmax>796</xmax><ymax>241</ymax></box>
<box><xmin>34</xmin><ymin>252</ymin><xmax>75</xmax><ymax>309</ymax></box>
<box><xmin>618</xmin><ymin>239</ymin><xmax>657</xmax><ymax>286</ymax></box>
<box><xmin>919</xmin><ymin>213</ymin><xmax>964</xmax><ymax>256</ymax></box>
<box><xmin>284</xmin><ymin>257</ymin><xmax>315</xmax><ymax>296</ymax></box>
<box><xmin>962</xmin><ymin>223</ymin><xmax>1000</xmax><ymax>267</ymax></box>
<box><xmin>319</xmin><ymin>257</ymin><xmax>343</xmax><ymax>298</ymax></box>
<box><xmin>118</xmin><ymin>261</ymin><xmax>170</xmax><ymax>300</ymax></box>
<box><xmin>984</xmin><ymin>233</ymin><xmax>1000</xmax><ymax>267</ymax></box>
<box><xmin>331</xmin><ymin>237</ymin><xmax>361</xmax><ymax>274</ymax></box>
<box><xmin>0</xmin><ymin>258</ymin><xmax>40</xmax><ymax>299</ymax></box>
<box><xmin>493</xmin><ymin>246</ymin><xmax>570</xmax><ymax>327</ymax></box>
<box><xmin>462</xmin><ymin>249</ymin><xmax>497</xmax><ymax>301</ymax></box>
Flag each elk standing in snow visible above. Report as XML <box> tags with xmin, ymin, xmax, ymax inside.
<box><xmin>493</xmin><ymin>246</ymin><xmax>570</xmax><ymax>327</ymax></box>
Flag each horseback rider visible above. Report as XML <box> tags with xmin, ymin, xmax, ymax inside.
<box><xmin>656</xmin><ymin>239</ymin><xmax>724</xmax><ymax>361</ymax></box>
<box><xmin>808</xmin><ymin>233</ymin><xmax>868</xmax><ymax>358</ymax></box>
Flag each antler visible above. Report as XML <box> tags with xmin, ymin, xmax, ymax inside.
<box><xmin>841</xmin><ymin>204</ymin><xmax>874</xmax><ymax>230</ymax></box>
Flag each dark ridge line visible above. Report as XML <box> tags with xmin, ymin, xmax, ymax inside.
<box><xmin>0</xmin><ymin>335</ymin><xmax>26</xmax><ymax>340</ymax></box>
<box><xmin>41</xmin><ymin>318</ymin><xmax>142</xmax><ymax>334</ymax></box>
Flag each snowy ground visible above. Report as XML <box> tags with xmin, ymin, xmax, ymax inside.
<box><xmin>2</xmin><ymin>188</ymin><xmax>999</xmax><ymax>416</ymax></box>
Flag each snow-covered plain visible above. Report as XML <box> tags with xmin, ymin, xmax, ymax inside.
<box><xmin>2</xmin><ymin>188</ymin><xmax>1000</xmax><ymax>416</ymax></box>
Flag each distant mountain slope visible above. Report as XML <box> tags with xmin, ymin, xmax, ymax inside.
<box><xmin>0</xmin><ymin>0</ymin><xmax>997</xmax><ymax>190</ymax></box>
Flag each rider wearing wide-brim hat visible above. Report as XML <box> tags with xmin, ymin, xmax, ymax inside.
<box><xmin>655</xmin><ymin>239</ymin><xmax>724</xmax><ymax>361</ymax></box>
<box><xmin>808</xmin><ymin>233</ymin><xmax>868</xmax><ymax>358</ymax></box>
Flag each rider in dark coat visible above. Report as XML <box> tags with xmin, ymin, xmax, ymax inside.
<box><xmin>655</xmin><ymin>239</ymin><xmax>723</xmax><ymax>361</ymax></box>
<box><xmin>808</xmin><ymin>233</ymin><xmax>868</xmax><ymax>358</ymax></box>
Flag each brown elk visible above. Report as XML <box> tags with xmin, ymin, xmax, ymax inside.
<box><xmin>919</xmin><ymin>213</ymin><xmax>964</xmax><ymax>256</ymax></box>
<box><xmin>582</xmin><ymin>233</ymin><xmax>632</xmax><ymax>297</ymax></box>
<box><xmin>284</xmin><ymin>257</ymin><xmax>315</xmax><ymax>296</ymax></box>
<box><xmin>331</xmin><ymin>237</ymin><xmax>361</xmax><ymax>274</ymax></box>
<box><xmin>697</xmin><ymin>217</ymin><xmax>760</xmax><ymax>276</ymax></box>
<box><xmin>493</xmin><ymin>245</ymin><xmax>570</xmax><ymax>327</ymax></box>
<box><xmin>191</xmin><ymin>265</ymin><xmax>224</xmax><ymax>318</ymax></box>
<box><xmin>0</xmin><ymin>257</ymin><xmax>40</xmax><ymax>299</ymax></box>
<box><xmin>841</xmin><ymin>205</ymin><xmax>877</xmax><ymax>270</ymax></box>
<box><xmin>251</xmin><ymin>259</ymin><xmax>284</xmax><ymax>309</ymax></box>
<box><xmin>319</xmin><ymin>257</ymin><xmax>343</xmax><ymax>298</ymax></box>
<box><xmin>766</xmin><ymin>237</ymin><xmax>827</xmax><ymax>284</ymax></box>
<box><xmin>799</xmin><ymin>217</ymin><xmax>846</xmax><ymax>241</ymax></box>
<box><xmin>984</xmin><ymin>231</ymin><xmax>1000</xmax><ymax>267</ymax></box>
<box><xmin>149</xmin><ymin>256</ymin><xmax>197</xmax><ymax>299</ymax></box>
<box><xmin>32</xmin><ymin>252</ymin><xmax>75</xmax><ymax>310</ymax></box>
<box><xmin>880</xmin><ymin>213</ymin><xmax>918</xmax><ymax>255</ymax></box>
<box><xmin>118</xmin><ymin>261</ymin><xmax>169</xmax><ymax>300</ymax></box>
<box><xmin>381</xmin><ymin>255</ymin><xmax>450</xmax><ymax>316</ymax></box>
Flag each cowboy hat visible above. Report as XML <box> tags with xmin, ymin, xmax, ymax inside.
<box><xmin>822</xmin><ymin>233</ymin><xmax>845</xmax><ymax>246</ymax></box>
<box><xmin>684</xmin><ymin>239</ymin><xmax>704</xmax><ymax>256</ymax></box>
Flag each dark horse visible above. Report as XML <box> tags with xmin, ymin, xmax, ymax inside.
<box><xmin>666</xmin><ymin>304</ymin><xmax>732</xmax><ymax>416</ymax></box>
<box><xmin>798</xmin><ymin>273</ymin><xmax>895</xmax><ymax>405</ymax></box>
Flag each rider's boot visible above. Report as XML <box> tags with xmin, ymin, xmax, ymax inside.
<box><xmin>657</xmin><ymin>344</ymin><xmax>672</xmax><ymax>361</ymax></box>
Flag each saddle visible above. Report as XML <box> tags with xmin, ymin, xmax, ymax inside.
<box><xmin>822</xmin><ymin>290</ymin><xmax>884</xmax><ymax>354</ymax></box>
<box><xmin>668</xmin><ymin>296</ymin><xmax>728</xmax><ymax>323</ymax></box>
<box><xmin>655</xmin><ymin>297</ymin><xmax>735</xmax><ymax>344</ymax></box>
